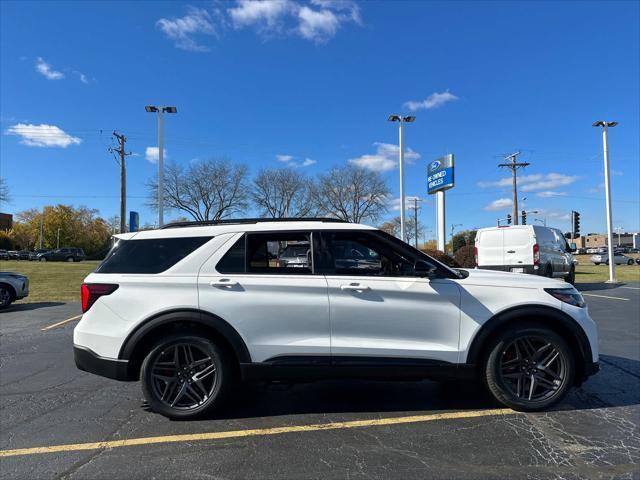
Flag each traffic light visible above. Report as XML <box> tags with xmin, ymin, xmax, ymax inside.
<box><xmin>521</xmin><ymin>210</ymin><xmax>527</xmax><ymax>225</ymax></box>
<box><xmin>573</xmin><ymin>211</ymin><xmax>581</xmax><ymax>238</ymax></box>
<box><xmin>507</xmin><ymin>214</ymin><xmax>512</xmax><ymax>225</ymax></box>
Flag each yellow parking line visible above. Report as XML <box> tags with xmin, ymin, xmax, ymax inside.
<box><xmin>41</xmin><ymin>314</ymin><xmax>83</xmax><ymax>331</ymax></box>
<box><xmin>582</xmin><ymin>293</ymin><xmax>629</xmax><ymax>301</ymax></box>
<box><xmin>0</xmin><ymin>408</ymin><xmax>514</xmax><ymax>457</ymax></box>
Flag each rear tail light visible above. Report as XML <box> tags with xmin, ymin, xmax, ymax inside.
<box><xmin>533</xmin><ymin>243</ymin><xmax>540</xmax><ymax>265</ymax></box>
<box><xmin>81</xmin><ymin>283</ymin><xmax>118</xmax><ymax>313</ymax></box>
<box><xmin>474</xmin><ymin>246</ymin><xmax>478</xmax><ymax>266</ymax></box>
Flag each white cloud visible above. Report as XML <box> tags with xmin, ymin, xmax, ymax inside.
<box><xmin>228</xmin><ymin>0</ymin><xmax>359</xmax><ymax>42</ymax></box>
<box><xmin>145</xmin><ymin>146</ymin><xmax>168</xmax><ymax>163</ymax></box>
<box><xmin>478</xmin><ymin>173</ymin><xmax>579</xmax><ymax>192</ymax></box>
<box><xmin>35</xmin><ymin>57</ymin><xmax>64</xmax><ymax>80</ymax></box>
<box><xmin>156</xmin><ymin>7</ymin><xmax>217</xmax><ymax>51</ymax></box>
<box><xmin>5</xmin><ymin>123</ymin><xmax>81</xmax><ymax>148</ymax></box>
<box><xmin>229</xmin><ymin>0</ymin><xmax>293</xmax><ymax>30</ymax></box>
<box><xmin>79</xmin><ymin>73</ymin><xmax>88</xmax><ymax>84</ymax></box>
<box><xmin>484</xmin><ymin>198</ymin><xmax>513</xmax><ymax>211</ymax></box>
<box><xmin>349</xmin><ymin>142</ymin><xmax>420</xmax><ymax>172</ymax></box>
<box><xmin>611</xmin><ymin>169</ymin><xmax>624</xmax><ymax>176</ymax></box>
<box><xmin>404</xmin><ymin>90</ymin><xmax>458</xmax><ymax>112</ymax></box>
<box><xmin>536</xmin><ymin>191</ymin><xmax>568</xmax><ymax>198</ymax></box>
<box><xmin>276</xmin><ymin>154</ymin><xmax>294</xmax><ymax>162</ymax></box>
<box><xmin>276</xmin><ymin>153</ymin><xmax>316</xmax><ymax>167</ymax></box>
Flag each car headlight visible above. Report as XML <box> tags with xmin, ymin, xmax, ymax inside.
<box><xmin>544</xmin><ymin>288</ymin><xmax>586</xmax><ymax>308</ymax></box>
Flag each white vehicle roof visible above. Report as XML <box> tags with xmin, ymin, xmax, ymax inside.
<box><xmin>114</xmin><ymin>219</ymin><xmax>376</xmax><ymax>240</ymax></box>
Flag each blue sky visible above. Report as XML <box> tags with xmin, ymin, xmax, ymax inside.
<box><xmin>1</xmin><ymin>0</ymin><xmax>638</xmax><ymax>235</ymax></box>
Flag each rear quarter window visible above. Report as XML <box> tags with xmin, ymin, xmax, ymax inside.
<box><xmin>96</xmin><ymin>237</ymin><xmax>212</xmax><ymax>274</ymax></box>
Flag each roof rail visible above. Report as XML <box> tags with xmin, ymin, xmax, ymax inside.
<box><xmin>160</xmin><ymin>217</ymin><xmax>349</xmax><ymax>229</ymax></box>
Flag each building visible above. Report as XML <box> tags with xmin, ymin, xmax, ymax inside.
<box><xmin>0</xmin><ymin>213</ymin><xmax>12</xmax><ymax>231</ymax></box>
<box><xmin>575</xmin><ymin>233</ymin><xmax>638</xmax><ymax>249</ymax></box>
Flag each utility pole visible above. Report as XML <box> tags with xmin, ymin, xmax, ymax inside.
<box><xmin>407</xmin><ymin>197</ymin><xmax>423</xmax><ymax>248</ymax></box>
<box><xmin>498</xmin><ymin>151</ymin><xmax>529</xmax><ymax>226</ymax></box>
<box><xmin>109</xmin><ymin>132</ymin><xmax>131</xmax><ymax>234</ymax></box>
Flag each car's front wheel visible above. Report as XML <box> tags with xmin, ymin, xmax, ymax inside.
<box><xmin>0</xmin><ymin>286</ymin><xmax>13</xmax><ymax>309</ymax></box>
<box><xmin>141</xmin><ymin>334</ymin><xmax>230</xmax><ymax>419</ymax></box>
<box><xmin>484</xmin><ymin>325</ymin><xmax>574</xmax><ymax>411</ymax></box>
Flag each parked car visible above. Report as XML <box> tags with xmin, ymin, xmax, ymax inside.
<box><xmin>17</xmin><ymin>250</ymin><xmax>30</xmax><ymax>260</ymax></box>
<box><xmin>29</xmin><ymin>249</ymin><xmax>51</xmax><ymax>261</ymax></box>
<box><xmin>37</xmin><ymin>247</ymin><xmax>85</xmax><ymax>262</ymax></box>
<box><xmin>74</xmin><ymin>217</ymin><xmax>599</xmax><ymax>420</ymax></box>
<box><xmin>8</xmin><ymin>250</ymin><xmax>20</xmax><ymax>260</ymax></box>
<box><xmin>0</xmin><ymin>271</ymin><xmax>29</xmax><ymax>308</ymax></box>
<box><xmin>590</xmin><ymin>253</ymin><xmax>634</xmax><ymax>265</ymax></box>
<box><xmin>277</xmin><ymin>242</ymin><xmax>311</xmax><ymax>268</ymax></box>
<box><xmin>475</xmin><ymin>225</ymin><xmax>576</xmax><ymax>284</ymax></box>
<box><xmin>0</xmin><ymin>249</ymin><xmax>8</xmax><ymax>260</ymax></box>
<box><xmin>636</xmin><ymin>258</ymin><xmax>640</xmax><ymax>265</ymax></box>
<box><xmin>572</xmin><ymin>248</ymin><xmax>586</xmax><ymax>255</ymax></box>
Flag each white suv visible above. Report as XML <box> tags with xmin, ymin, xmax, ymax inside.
<box><xmin>74</xmin><ymin>218</ymin><xmax>599</xmax><ymax>419</ymax></box>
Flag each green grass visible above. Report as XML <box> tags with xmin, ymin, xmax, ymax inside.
<box><xmin>2</xmin><ymin>254</ymin><xmax>638</xmax><ymax>305</ymax></box>
<box><xmin>1</xmin><ymin>260</ymin><xmax>99</xmax><ymax>304</ymax></box>
<box><xmin>574</xmin><ymin>254</ymin><xmax>640</xmax><ymax>284</ymax></box>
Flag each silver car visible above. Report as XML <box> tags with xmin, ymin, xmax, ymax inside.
<box><xmin>590</xmin><ymin>253</ymin><xmax>634</xmax><ymax>266</ymax></box>
<box><xmin>0</xmin><ymin>272</ymin><xmax>29</xmax><ymax>308</ymax></box>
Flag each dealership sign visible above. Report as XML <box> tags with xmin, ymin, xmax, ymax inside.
<box><xmin>427</xmin><ymin>154</ymin><xmax>455</xmax><ymax>195</ymax></box>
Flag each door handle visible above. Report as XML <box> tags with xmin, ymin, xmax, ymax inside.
<box><xmin>340</xmin><ymin>283</ymin><xmax>370</xmax><ymax>292</ymax></box>
<box><xmin>210</xmin><ymin>279</ymin><xmax>238</xmax><ymax>287</ymax></box>
<box><xmin>506</xmin><ymin>250</ymin><xmax>516</xmax><ymax>253</ymax></box>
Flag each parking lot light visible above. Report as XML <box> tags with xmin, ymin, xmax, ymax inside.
<box><xmin>388</xmin><ymin>115</ymin><xmax>416</xmax><ymax>242</ymax></box>
<box><xmin>146</xmin><ymin>105</ymin><xmax>177</xmax><ymax>227</ymax></box>
<box><xmin>592</xmin><ymin>120</ymin><xmax>618</xmax><ymax>283</ymax></box>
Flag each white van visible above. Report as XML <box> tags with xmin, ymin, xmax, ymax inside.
<box><xmin>475</xmin><ymin>225</ymin><xmax>575</xmax><ymax>284</ymax></box>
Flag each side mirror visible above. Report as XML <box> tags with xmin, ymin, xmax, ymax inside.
<box><xmin>414</xmin><ymin>260</ymin><xmax>437</xmax><ymax>278</ymax></box>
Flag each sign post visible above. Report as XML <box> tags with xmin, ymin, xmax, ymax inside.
<box><xmin>427</xmin><ymin>154</ymin><xmax>455</xmax><ymax>253</ymax></box>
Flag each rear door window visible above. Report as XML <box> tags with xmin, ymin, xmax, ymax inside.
<box><xmin>246</xmin><ymin>232</ymin><xmax>312</xmax><ymax>274</ymax></box>
<box><xmin>96</xmin><ymin>237</ymin><xmax>212</xmax><ymax>274</ymax></box>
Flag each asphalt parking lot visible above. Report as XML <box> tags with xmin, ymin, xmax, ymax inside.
<box><xmin>1</xmin><ymin>285</ymin><xmax>638</xmax><ymax>480</ymax></box>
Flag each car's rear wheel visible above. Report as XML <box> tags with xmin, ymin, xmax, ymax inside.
<box><xmin>66</xmin><ymin>257</ymin><xmax>74</xmax><ymax>262</ymax></box>
<box><xmin>141</xmin><ymin>334</ymin><xmax>230</xmax><ymax>420</ymax></box>
<box><xmin>39</xmin><ymin>257</ymin><xmax>47</xmax><ymax>262</ymax></box>
<box><xmin>627</xmin><ymin>259</ymin><xmax>633</xmax><ymax>265</ymax></box>
<box><xmin>0</xmin><ymin>286</ymin><xmax>13</xmax><ymax>309</ymax></box>
<box><xmin>484</xmin><ymin>325</ymin><xmax>574</xmax><ymax>411</ymax></box>
<box><xmin>544</xmin><ymin>264</ymin><xmax>553</xmax><ymax>278</ymax></box>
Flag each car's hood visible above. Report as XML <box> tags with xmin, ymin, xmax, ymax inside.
<box><xmin>455</xmin><ymin>268</ymin><xmax>568</xmax><ymax>289</ymax></box>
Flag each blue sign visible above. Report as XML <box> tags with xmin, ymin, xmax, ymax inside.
<box><xmin>129</xmin><ymin>211</ymin><xmax>139</xmax><ymax>232</ymax></box>
<box><xmin>427</xmin><ymin>154</ymin><xmax>455</xmax><ymax>195</ymax></box>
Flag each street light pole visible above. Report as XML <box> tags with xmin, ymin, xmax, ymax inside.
<box><xmin>388</xmin><ymin>115</ymin><xmax>415</xmax><ymax>242</ymax></box>
<box><xmin>593</xmin><ymin>120</ymin><xmax>618</xmax><ymax>283</ymax></box>
<box><xmin>146</xmin><ymin>105</ymin><xmax>177</xmax><ymax>228</ymax></box>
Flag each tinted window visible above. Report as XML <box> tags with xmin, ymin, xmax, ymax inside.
<box><xmin>319</xmin><ymin>231</ymin><xmax>414</xmax><ymax>276</ymax></box>
<box><xmin>216</xmin><ymin>236</ymin><xmax>246</xmax><ymax>274</ymax></box>
<box><xmin>96</xmin><ymin>237</ymin><xmax>212</xmax><ymax>274</ymax></box>
<box><xmin>246</xmin><ymin>232</ymin><xmax>312</xmax><ymax>274</ymax></box>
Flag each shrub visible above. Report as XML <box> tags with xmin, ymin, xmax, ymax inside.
<box><xmin>420</xmin><ymin>249</ymin><xmax>461</xmax><ymax>268</ymax></box>
<box><xmin>454</xmin><ymin>245</ymin><xmax>476</xmax><ymax>268</ymax></box>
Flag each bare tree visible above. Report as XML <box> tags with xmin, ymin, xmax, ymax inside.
<box><xmin>0</xmin><ymin>177</ymin><xmax>9</xmax><ymax>205</ymax></box>
<box><xmin>378</xmin><ymin>216</ymin><xmax>422</xmax><ymax>244</ymax></box>
<box><xmin>252</xmin><ymin>168</ymin><xmax>317</xmax><ymax>218</ymax></box>
<box><xmin>147</xmin><ymin>158</ymin><xmax>249</xmax><ymax>221</ymax></box>
<box><xmin>311</xmin><ymin>165</ymin><xmax>390</xmax><ymax>223</ymax></box>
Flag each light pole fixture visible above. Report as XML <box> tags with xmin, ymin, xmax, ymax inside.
<box><xmin>388</xmin><ymin>115</ymin><xmax>416</xmax><ymax>242</ymax></box>
<box><xmin>592</xmin><ymin>120</ymin><xmax>618</xmax><ymax>283</ymax></box>
<box><xmin>146</xmin><ymin>105</ymin><xmax>177</xmax><ymax>227</ymax></box>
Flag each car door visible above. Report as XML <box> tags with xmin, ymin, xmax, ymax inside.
<box><xmin>198</xmin><ymin>231</ymin><xmax>330</xmax><ymax>364</ymax></box>
<box><xmin>318</xmin><ymin>230</ymin><xmax>461</xmax><ymax>364</ymax></box>
<box><xmin>503</xmin><ymin>227</ymin><xmax>533</xmax><ymax>272</ymax></box>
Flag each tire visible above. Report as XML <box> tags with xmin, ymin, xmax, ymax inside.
<box><xmin>565</xmin><ymin>266</ymin><xmax>575</xmax><ymax>285</ymax></box>
<box><xmin>627</xmin><ymin>259</ymin><xmax>633</xmax><ymax>265</ymax></box>
<box><xmin>544</xmin><ymin>265</ymin><xmax>553</xmax><ymax>278</ymax></box>
<box><xmin>593</xmin><ymin>262</ymin><xmax>600</xmax><ymax>266</ymax></box>
<box><xmin>483</xmin><ymin>324</ymin><xmax>575</xmax><ymax>412</ymax></box>
<box><xmin>0</xmin><ymin>286</ymin><xmax>14</xmax><ymax>309</ymax></box>
<box><xmin>66</xmin><ymin>257</ymin><xmax>74</xmax><ymax>262</ymax></box>
<box><xmin>141</xmin><ymin>334</ymin><xmax>231</xmax><ymax>420</ymax></box>
<box><xmin>39</xmin><ymin>257</ymin><xmax>47</xmax><ymax>262</ymax></box>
